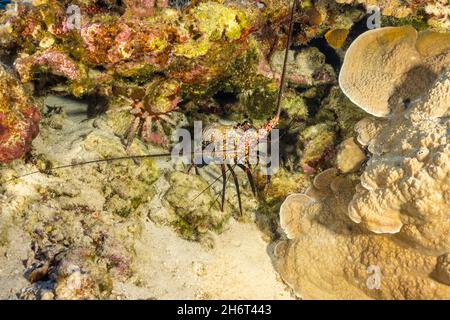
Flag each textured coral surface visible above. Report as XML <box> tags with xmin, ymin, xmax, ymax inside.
<box><xmin>277</xmin><ymin>35</ymin><xmax>450</xmax><ymax>299</ymax></box>
<box><xmin>277</xmin><ymin>158</ymin><xmax>450</xmax><ymax>299</ymax></box>
<box><xmin>0</xmin><ymin>64</ymin><xmax>40</xmax><ymax>163</ymax></box>
<box><xmin>349</xmin><ymin>71</ymin><xmax>450</xmax><ymax>254</ymax></box>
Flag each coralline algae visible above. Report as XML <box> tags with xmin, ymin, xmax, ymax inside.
<box><xmin>0</xmin><ymin>64</ymin><xmax>40</xmax><ymax>163</ymax></box>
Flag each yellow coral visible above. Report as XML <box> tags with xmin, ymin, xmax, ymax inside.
<box><xmin>174</xmin><ymin>2</ymin><xmax>248</xmax><ymax>58</ymax></box>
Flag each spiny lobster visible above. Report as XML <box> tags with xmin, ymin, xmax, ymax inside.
<box><xmin>5</xmin><ymin>0</ymin><xmax>299</xmax><ymax>216</ymax></box>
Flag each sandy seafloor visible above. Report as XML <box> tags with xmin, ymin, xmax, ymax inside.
<box><xmin>0</xmin><ymin>95</ymin><xmax>294</xmax><ymax>300</ymax></box>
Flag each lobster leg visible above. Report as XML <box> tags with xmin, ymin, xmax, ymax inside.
<box><xmin>141</xmin><ymin>116</ymin><xmax>153</xmax><ymax>143</ymax></box>
<box><xmin>227</xmin><ymin>164</ymin><xmax>243</xmax><ymax>216</ymax></box>
<box><xmin>220</xmin><ymin>164</ymin><xmax>227</xmax><ymax>211</ymax></box>
<box><xmin>238</xmin><ymin>164</ymin><xmax>257</xmax><ymax>197</ymax></box>
<box><xmin>126</xmin><ymin>117</ymin><xmax>141</xmax><ymax>150</ymax></box>
<box><xmin>186</xmin><ymin>164</ymin><xmax>200</xmax><ymax>175</ymax></box>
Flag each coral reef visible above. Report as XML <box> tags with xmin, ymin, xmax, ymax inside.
<box><xmin>335</xmin><ymin>137</ymin><xmax>366</xmax><ymax>173</ymax></box>
<box><xmin>276</xmin><ymin>169</ymin><xmax>450</xmax><ymax>299</ymax></box>
<box><xmin>349</xmin><ymin>70</ymin><xmax>449</xmax><ymax>253</ymax></box>
<box><xmin>0</xmin><ymin>63</ymin><xmax>40</xmax><ymax>163</ymax></box>
<box><xmin>0</xmin><ymin>0</ymin><xmax>265</xmax><ymax>144</ymax></box>
<box><xmin>293</xmin><ymin>0</ymin><xmax>364</xmax><ymax>45</ymax></box>
<box><xmin>275</xmin><ymin>26</ymin><xmax>450</xmax><ymax>299</ymax></box>
<box><xmin>289</xmin><ymin>85</ymin><xmax>366</xmax><ymax>174</ymax></box>
<box><xmin>0</xmin><ymin>97</ymin><xmax>159</xmax><ymax>299</ymax></box>
<box><xmin>162</xmin><ymin>171</ymin><xmax>230</xmax><ymax>241</ymax></box>
<box><xmin>0</xmin><ymin>0</ymin><xmax>449</xmax><ymax>301</ymax></box>
<box><xmin>0</xmin><ymin>0</ymin><xmax>370</xmax><ymax>147</ymax></box>
<box><xmin>298</xmin><ymin>123</ymin><xmax>336</xmax><ymax>174</ymax></box>
<box><xmin>339</xmin><ymin>27</ymin><xmax>450</xmax><ymax>254</ymax></box>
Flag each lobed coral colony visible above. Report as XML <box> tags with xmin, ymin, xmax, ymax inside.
<box><xmin>277</xmin><ymin>25</ymin><xmax>450</xmax><ymax>299</ymax></box>
<box><xmin>0</xmin><ymin>0</ymin><xmax>449</xmax><ymax>300</ymax></box>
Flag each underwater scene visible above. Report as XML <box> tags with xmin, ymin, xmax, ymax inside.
<box><xmin>0</xmin><ymin>0</ymin><xmax>449</xmax><ymax>300</ymax></box>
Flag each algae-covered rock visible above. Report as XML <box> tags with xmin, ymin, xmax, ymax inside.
<box><xmin>239</xmin><ymin>75</ymin><xmax>279</xmax><ymax>125</ymax></box>
<box><xmin>270</xmin><ymin>47</ymin><xmax>336</xmax><ymax>88</ymax></box>
<box><xmin>282</xmin><ymin>91</ymin><xmax>309</xmax><ymax>120</ymax></box>
<box><xmin>163</xmin><ymin>171</ymin><xmax>230</xmax><ymax>241</ymax></box>
<box><xmin>349</xmin><ymin>70</ymin><xmax>450</xmax><ymax>253</ymax></box>
<box><xmin>0</xmin><ymin>64</ymin><xmax>40</xmax><ymax>163</ymax></box>
<box><xmin>174</xmin><ymin>1</ymin><xmax>249</xmax><ymax>58</ymax></box>
<box><xmin>298</xmin><ymin>123</ymin><xmax>336</xmax><ymax>174</ymax></box>
<box><xmin>276</xmin><ymin>172</ymin><xmax>450</xmax><ymax>299</ymax></box>
<box><xmin>336</xmin><ymin>138</ymin><xmax>366</xmax><ymax>173</ymax></box>
<box><xmin>315</xmin><ymin>86</ymin><xmax>367</xmax><ymax>139</ymax></box>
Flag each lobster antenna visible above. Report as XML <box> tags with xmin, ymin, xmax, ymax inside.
<box><xmin>3</xmin><ymin>153</ymin><xmax>174</xmax><ymax>183</ymax></box>
<box><xmin>275</xmin><ymin>0</ymin><xmax>298</xmax><ymax>119</ymax></box>
<box><xmin>191</xmin><ymin>164</ymin><xmax>235</xmax><ymax>202</ymax></box>
<box><xmin>6</xmin><ymin>1</ymin><xmax>298</xmax><ymax>183</ymax></box>
<box><xmin>4</xmin><ymin>148</ymin><xmax>241</xmax><ymax>183</ymax></box>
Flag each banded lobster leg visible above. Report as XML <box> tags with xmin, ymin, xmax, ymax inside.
<box><xmin>227</xmin><ymin>164</ymin><xmax>243</xmax><ymax>216</ymax></box>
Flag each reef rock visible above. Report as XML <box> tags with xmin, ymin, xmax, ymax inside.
<box><xmin>0</xmin><ymin>96</ymin><xmax>159</xmax><ymax>299</ymax></box>
<box><xmin>335</xmin><ymin>0</ymin><xmax>449</xmax><ymax>29</ymax></box>
<box><xmin>0</xmin><ymin>64</ymin><xmax>40</xmax><ymax>163</ymax></box>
